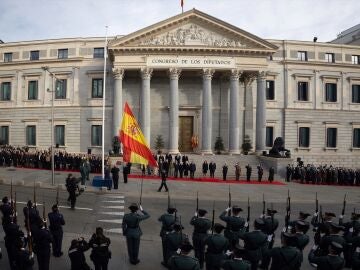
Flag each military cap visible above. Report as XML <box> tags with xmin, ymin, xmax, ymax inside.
<box><xmin>232</xmin><ymin>205</ymin><xmax>243</xmax><ymax>212</ymax></box>
<box><xmin>2</xmin><ymin>196</ymin><xmax>8</xmax><ymax>203</ymax></box>
<box><xmin>329</xmin><ymin>223</ymin><xmax>345</xmax><ymax>231</ymax></box>
<box><xmin>198</xmin><ymin>209</ymin><xmax>207</xmax><ymax>216</ymax></box>
<box><xmin>282</xmin><ymin>232</ymin><xmax>295</xmax><ymax>239</ymax></box>
<box><xmin>351</xmin><ymin>212</ymin><xmax>360</xmax><ymax>220</ymax></box>
<box><xmin>325</xmin><ymin>212</ymin><xmax>336</xmax><ymax>218</ymax></box>
<box><xmin>167</xmin><ymin>206</ymin><xmax>177</xmax><ymax>213</ymax></box>
<box><xmin>296</xmin><ymin>220</ymin><xmax>308</xmax><ymax>228</ymax></box>
<box><xmin>27</xmin><ymin>200</ymin><xmax>33</xmax><ymax>207</ymax></box>
<box><xmin>330</xmin><ymin>241</ymin><xmax>343</xmax><ymax>253</ymax></box>
<box><xmin>52</xmin><ymin>204</ymin><xmax>58</xmax><ymax>211</ymax></box>
<box><xmin>213</xmin><ymin>223</ymin><xmax>225</xmax><ymax>233</ymax></box>
<box><xmin>128</xmin><ymin>203</ymin><xmax>139</xmax><ymax>211</ymax></box>
<box><xmin>180</xmin><ymin>241</ymin><xmax>193</xmax><ymax>252</ymax></box>
<box><xmin>255</xmin><ymin>218</ymin><xmax>265</xmax><ymax>226</ymax></box>
<box><xmin>267</xmin><ymin>208</ymin><xmax>278</xmax><ymax>215</ymax></box>
<box><xmin>299</xmin><ymin>211</ymin><xmax>310</xmax><ymax>219</ymax></box>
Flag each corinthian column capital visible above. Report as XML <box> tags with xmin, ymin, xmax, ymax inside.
<box><xmin>257</xmin><ymin>70</ymin><xmax>267</xmax><ymax>81</ymax></box>
<box><xmin>230</xmin><ymin>69</ymin><xmax>242</xmax><ymax>81</ymax></box>
<box><xmin>140</xmin><ymin>68</ymin><xmax>153</xmax><ymax>80</ymax></box>
<box><xmin>168</xmin><ymin>68</ymin><xmax>182</xmax><ymax>80</ymax></box>
<box><xmin>112</xmin><ymin>68</ymin><xmax>125</xmax><ymax>80</ymax></box>
<box><xmin>202</xmin><ymin>68</ymin><xmax>215</xmax><ymax>79</ymax></box>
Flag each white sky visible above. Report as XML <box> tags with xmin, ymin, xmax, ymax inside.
<box><xmin>0</xmin><ymin>0</ymin><xmax>359</xmax><ymax>43</ymax></box>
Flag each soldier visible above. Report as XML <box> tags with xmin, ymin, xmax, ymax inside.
<box><xmin>221</xmin><ymin>244</ymin><xmax>251</xmax><ymax>270</ymax></box>
<box><xmin>267</xmin><ymin>232</ymin><xmax>302</xmax><ymax>270</ymax></box>
<box><xmin>174</xmin><ymin>162</ymin><xmax>179</xmax><ymax>178</ymax></box>
<box><xmin>222</xmin><ymin>163</ymin><xmax>228</xmax><ymax>181</ymax></box>
<box><xmin>33</xmin><ymin>219</ymin><xmax>53</xmax><ymax>270</ymax></box>
<box><xmin>235</xmin><ymin>162</ymin><xmax>241</xmax><ymax>181</ymax></box>
<box><xmin>67</xmin><ymin>176</ymin><xmax>79</xmax><ymax>209</ymax></box>
<box><xmin>23</xmin><ymin>200</ymin><xmax>40</xmax><ymax>233</ymax></box>
<box><xmin>122</xmin><ymin>203</ymin><xmax>150</xmax><ymax>265</ymax></box>
<box><xmin>0</xmin><ymin>196</ymin><xmax>13</xmax><ymax>227</ymax></box>
<box><xmin>268</xmin><ymin>167</ymin><xmax>275</xmax><ymax>182</ymax></box>
<box><xmin>158</xmin><ymin>169</ymin><xmax>169</xmax><ymax>192</ymax></box>
<box><xmin>89</xmin><ymin>227</ymin><xmax>111</xmax><ymax>270</ymax></box>
<box><xmin>14</xmin><ymin>238</ymin><xmax>35</xmax><ymax>270</ymax></box>
<box><xmin>167</xmin><ymin>241</ymin><xmax>200</xmax><ymax>270</ymax></box>
<box><xmin>340</xmin><ymin>212</ymin><xmax>360</xmax><ymax>267</ymax></box>
<box><xmin>4</xmin><ymin>218</ymin><xmax>25</xmax><ymax>269</ymax></box>
<box><xmin>190</xmin><ymin>208</ymin><xmax>212</xmax><ymax>269</ymax></box>
<box><xmin>289</xmin><ymin>211</ymin><xmax>311</xmax><ymax>234</ymax></box>
<box><xmin>79</xmin><ymin>159</ymin><xmax>87</xmax><ymax>185</ymax></box>
<box><xmin>245</xmin><ymin>164</ymin><xmax>252</xmax><ymax>182</ymax></box>
<box><xmin>110</xmin><ymin>164</ymin><xmax>120</xmax><ymax>189</ymax></box>
<box><xmin>257</xmin><ymin>164</ymin><xmax>263</xmax><ymax>182</ymax></box>
<box><xmin>179</xmin><ymin>162</ymin><xmax>184</xmax><ymax>178</ymax></box>
<box><xmin>293</xmin><ymin>221</ymin><xmax>310</xmax><ymax>258</ymax></box>
<box><xmin>312</xmin><ymin>212</ymin><xmax>336</xmax><ymax>235</ymax></box>
<box><xmin>123</xmin><ymin>162</ymin><xmax>130</xmax><ymax>183</ymax></box>
<box><xmin>318</xmin><ymin>223</ymin><xmax>346</xmax><ymax>256</ymax></box>
<box><xmin>190</xmin><ymin>161</ymin><xmax>197</xmax><ymax>179</ymax></box>
<box><xmin>164</xmin><ymin>223</ymin><xmax>188</xmax><ymax>267</ymax></box>
<box><xmin>184</xmin><ymin>161</ymin><xmax>190</xmax><ymax>178</ymax></box>
<box><xmin>260</xmin><ymin>208</ymin><xmax>279</xmax><ymax>269</ymax></box>
<box><xmin>204</xmin><ymin>223</ymin><xmax>229</xmax><ymax>270</ymax></box>
<box><xmin>286</xmin><ymin>164</ymin><xmax>292</xmax><ymax>182</ymax></box>
<box><xmin>209</xmin><ymin>161</ymin><xmax>216</xmax><ymax>178</ymax></box>
<box><xmin>308</xmin><ymin>241</ymin><xmax>345</xmax><ymax>270</ymax></box>
<box><xmin>159</xmin><ymin>206</ymin><xmax>178</xmax><ymax>266</ymax></box>
<box><xmin>202</xmin><ymin>160</ymin><xmax>209</xmax><ymax>177</ymax></box>
<box><xmin>220</xmin><ymin>205</ymin><xmax>245</xmax><ymax>248</ymax></box>
<box><xmin>353</xmin><ymin>246</ymin><xmax>360</xmax><ymax>270</ymax></box>
<box><xmin>239</xmin><ymin>218</ymin><xmax>268</xmax><ymax>270</ymax></box>
<box><xmin>48</xmin><ymin>204</ymin><xmax>65</xmax><ymax>257</ymax></box>
<box><xmin>68</xmin><ymin>237</ymin><xmax>91</xmax><ymax>270</ymax></box>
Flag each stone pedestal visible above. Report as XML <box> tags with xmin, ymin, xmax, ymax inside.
<box><xmin>258</xmin><ymin>155</ymin><xmax>293</xmax><ymax>178</ymax></box>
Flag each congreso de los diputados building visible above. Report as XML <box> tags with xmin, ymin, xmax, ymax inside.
<box><xmin>0</xmin><ymin>9</ymin><xmax>360</xmax><ymax>167</ymax></box>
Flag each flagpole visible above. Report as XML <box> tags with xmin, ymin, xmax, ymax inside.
<box><xmin>102</xmin><ymin>26</ymin><xmax>108</xmax><ymax>180</ymax></box>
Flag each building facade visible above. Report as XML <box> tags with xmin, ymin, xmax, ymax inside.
<box><xmin>0</xmin><ymin>9</ymin><xmax>360</xmax><ymax>166</ymax></box>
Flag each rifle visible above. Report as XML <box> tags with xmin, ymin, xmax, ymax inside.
<box><xmin>10</xmin><ymin>179</ymin><xmax>13</xmax><ymax>208</ymax></box>
<box><xmin>13</xmin><ymin>191</ymin><xmax>17</xmax><ymax>224</ymax></box>
<box><xmin>179</xmin><ymin>215</ymin><xmax>183</xmax><ymax>242</ymax></box>
<box><xmin>26</xmin><ymin>207</ymin><xmax>33</xmax><ymax>253</ymax></box>
<box><xmin>167</xmin><ymin>191</ymin><xmax>170</xmax><ymax>210</ymax></box>
<box><xmin>211</xmin><ymin>201</ymin><xmax>215</xmax><ymax>235</ymax></box>
<box><xmin>43</xmin><ymin>200</ymin><xmax>47</xmax><ymax>228</ymax></box>
<box><xmin>314</xmin><ymin>205</ymin><xmax>323</xmax><ymax>245</ymax></box>
<box><xmin>33</xmin><ymin>181</ymin><xmax>37</xmax><ymax>210</ymax></box>
<box><xmin>139</xmin><ymin>178</ymin><xmax>143</xmax><ymax>205</ymax></box>
<box><xmin>262</xmin><ymin>194</ymin><xmax>265</xmax><ymax>218</ymax></box>
<box><xmin>285</xmin><ymin>190</ymin><xmax>291</xmax><ymax>231</ymax></box>
<box><xmin>56</xmin><ymin>185</ymin><xmax>59</xmax><ymax>206</ymax></box>
<box><xmin>228</xmin><ymin>185</ymin><xmax>232</xmax><ymax>217</ymax></box>
<box><xmin>196</xmin><ymin>191</ymin><xmax>199</xmax><ymax>214</ymax></box>
<box><xmin>341</xmin><ymin>194</ymin><xmax>346</xmax><ymax>216</ymax></box>
<box><xmin>246</xmin><ymin>197</ymin><xmax>250</xmax><ymax>232</ymax></box>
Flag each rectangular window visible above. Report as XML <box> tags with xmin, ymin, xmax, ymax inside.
<box><xmin>325</xmin><ymin>53</ymin><xmax>335</xmax><ymax>63</ymax></box>
<box><xmin>297</xmin><ymin>81</ymin><xmax>309</xmax><ymax>101</ymax></box>
<box><xmin>28</xmin><ymin>81</ymin><xmax>38</xmax><ymax>100</ymax></box>
<box><xmin>26</xmin><ymin>125</ymin><xmax>36</xmax><ymax>146</ymax></box>
<box><xmin>354</xmin><ymin>128</ymin><xmax>360</xmax><ymax>148</ymax></box>
<box><xmin>265</xmin><ymin>127</ymin><xmax>274</xmax><ymax>147</ymax></box>
<box><xmin>352</xmin><ymin>55</ymin><xmax>360</xmax><ymax>65</ymax></box>
<box><xmin>58</xmin><ymin>49</ymin><xmax>68</xmax><ymax>59</ymax></box>
<box><xmin>55</xmin><ymin>79</ymin><xmax>67</xmax><ymax>99</ymax></box>
<box><xmin>0</xmin><ymin>126</ymin><xmax>9</xmax><ymax>145</ymax></box>
<box><xmin>91</xmin><ymin>125</ymin><xmax>102</xmax><ymax>146</ymax></box>
<box><xmin>297</xmin><ymin>51</ymin><xmax>307</xmax><ymax>61</ymax></box>
<box><xmin>326</xmin><ymin>128</ymin><xmax>337</xmax><ymax>148</ymax></box>
<box><xmin>266</xmin><ymin>80</ymin><xmax>275</xmax><ymax>100</ymax></box>
<box><xmin>4</xmin><ymin>52</ymin><xmax>12</xmax><ymax>62</ymax></box>
<box><xmin>299</xmin><ymin>127</ymin><xmax>310</xmax><ymax>147</ymax></box>
<box><xmin>0</xmin><ymin>82</ymin><xmax>11</xmax><ymax>101</ymax></box>
<box><xmin>30</xmin><ymin>50</ymin><xmax>39</xmax><ymax>60</ymax></box>
<box><xmin>352</xmin><ymin>84</ymin><xmax>360</xmax><ymax>103</ymax></box>
<box><xmin>325</xmin><ymin>83</ymin><xmax>337</xmax><ymax>102</ymax></box>
<box><xmin>93</xmin><ymin>47</ymin><xmax>104</xmax><ymax>58</ymax></box>
<box><xmin>55</xmin><ymin>125</ymin><xmax>65</xmax><ymax>146</ymax></box>
<box><xmin>92</xmin><ymin>78</ymin><xmax>103</xmax><ymax>98</ymax></box>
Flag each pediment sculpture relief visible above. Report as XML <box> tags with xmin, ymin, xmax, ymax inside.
<box><xmin>139</xmin><ymin>24</ymin><xmax>247</xmax><ymax>48</ymax></box>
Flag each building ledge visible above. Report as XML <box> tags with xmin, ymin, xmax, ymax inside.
<box><xmin>350</xmin><ymin>147</ymin><xmax>360</xmax><ymax>151</ymax></box>
<box><xmin>295</xmin><ymin>147</ymin><xmax>311</xmax><ymax>151</ymax></box>
<box><xmin>324</xmin><ymin>147</ymin><xmax>338</xmax><ymax>151</ymax></box>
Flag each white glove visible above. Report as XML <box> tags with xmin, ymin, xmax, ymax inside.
<box><xmin>260</xmin><ymin>214</ymin><xmax>264</xmax><ymax>218</ymax></box>
<box><xmin>267</xmin><ymin>235</ymin><xmax>273</xmax><ymax>242</ymax></box>
<box><xmin>312</xmin><ymin>245</ymin><xmax>318</xmax><ymax>250</ymax></box>
<box><xmin>339</xmin><ymin>215</ymin><xmax>344</xmax><ymax>219</ymax></box>
<box><xmin>176</xmin><ymin>248</ymin><xmax>181</xmax><ymax>254</ymax></box>
<box><xmin>225</xmin><ymin>250</ymin><xmax>232</xmax><ymax>256</ymax></box>
<box><xmin>244</xmin><ymin>222</ymin><xmax>249</xmax><ymax>228</ymax></box>
<box><xmin>29</xmin><ymin>252</ymin><xmax>34</xmax><ymax>259</ymax></box>
<box><xmin>139</xmin><ymin>205</ymin><xmax>143</xmax><ymax>211</ymax></box>
<box><xmin>194</xmin><ymin>212</ymin><xmax>198</xmax><ymax>217</ymax></box>
<box><xmin>313</xmin><ymin>212</ymin><xmax>318</xmax><ymax>217</ymax></box>
<box><xmin>226</xmin><ymin>207</ymin><xmax>231</xmax><ymax>212</ymax></box>
<box><xmin>349</xmin><ymin>227</ymin><xmax>354</xmax><ymax>233</ymax></box>
<box><xmin>356</xmin><ymin>247</ymin><xmax>360</xmax><ymax>253</ymax></box>
<box><xmin>282</xmin><ymin>227</ymin><xmax>287</xmax><ymax>233</ymax></box>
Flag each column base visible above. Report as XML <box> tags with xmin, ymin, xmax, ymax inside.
<box><xmin>168</xmin><ymin>149</ymin><xmax>180</xmax><ymax>154</ymax></box>
<box><xmin>201</xmin><ymin>150</ymin><xmax>214</xmax><ymax>155</ymax></box>
<box><xmin>229</xmin><ymin>150</ymin><xmax>241</xmax><ymax>155</ymax></box>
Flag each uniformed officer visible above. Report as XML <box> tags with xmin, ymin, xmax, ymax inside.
<box><xmin>209</xmin><ymin>161</ymin><xmax>216</xmax><ymax>178</ymax></box>
<box><xmin>267</xmin><ymin>232</ymin><xmax>302</xmax><ymax>270</ymax></box>
<box><xmin>190</xmin><ymin>208</ymin><xmax>212</xmax><ymax>269</ymax></box>
<box><xmin>220</xmin><ymin>205</ymin><xmax>245</xmax><ymax>248</ymax></box>
<box><xmin>257</xmin><ymin>164</ymin><xmax>263</xmax><ymax>182</ymax></box>
<box><xmin>221</xmin><ymin>244</ymin><xmax>251</xmax><ymax>270</ymax></box>
<box><xmin>122</xmin><ymin>203</ymin><xmax>150</xmax><ymax>265</ymax></box>
<box><xmin>239</xmin><ymin>218</ymin><xmax>268</xmax><ymax>270</ymax></box>
<box><xmin>158</xmin><ymin>169</ymin><xmax>169</xmax><ymax>192</ymax></box>
<box><xmin>68</xmin><ymin>237</ymin><xmax>91</xmax><ymax>270</ymax></box>
<box><xmin>23</xmin><ymin>200</ymin><xmax>40</xmax><ymax>236</ymax></box>
<box><xmin>110</xmin><ymin>164</ymin><xmax>120</xmax><ymax>189</ymax></box>
<box><xmin>245</xmin><ymin>164</ymin><xmax>252</xmax><ymax>182</ymax></box>
<box><xmin>289</xmin><ymin>211</ymin><xmax>311</xmax><ymax>234</ymax></box>
<box><xmin>204</xmin><ymin>223</ymin><xmax>229</xmax><ymax>270</ymax></box>
<box><xmin>14</xmin><ymin>238</ymin><xmax>35</xmax><ymax>270</ymax></box>
<box><xmin>235</xmin><ymin>163</ymin><xmax>241</xmax><ymax>181</ymax></box>
<box><xmin>48</xmin><ymin>204</ymin><xmax>65</xmax><ymax>257</ymax></box>
<box><xmin>0</xmin><ymin>196</ymin><xmax>13</xmax><ymax>227</ymax></box>
<box><xmin>340</xmin><ymin>212</ymin><xmax>360</xmax><ymax>267</ymax></box>
<box><xmin>89</xmin><ymin>227</ymin><xmax>111</xmax><ymax>270</ymax></box>
<box><xmin>33</xmin><ymin>219</ymin><xmax>53</xmax><ymax>270</ymax></box>
<box><xmin>260</xmin><ymin>208</ymin><xmax>279</xmax><ymax>269</ymax></box>
<box><xmin>311</xmin><ymin>212</ymin><xmax>336</xmax><ymax>235</ymax></box>
<box><xmin>159</xmin><ymin>206</ymin><xmax>178</xmax><ymax>265</ymax></box>
<box><xmin>167</xmin><ymin>241</ymin><xmax>201</xmax><ymax>270</ymax></box>
<box><xmin>318</xmin><ymin>223</ymin><xmax>346</xmax><ymax>256</ymax></box>
<box><xmin>222</xmin><ymin>163</ymin><xmax>228</xmax><ymax>181</ymax></box>
<box><xmin>353</xmin><ymin>246</ymin><xmax>360</xmax><ymax>270</ymax></box>
<box><xmin>308</xmin><ymin>241</ymin><xmax>345</xmax><ymax>270</ymax></box>
<box><xmin>4</xmin><ymin>218</ymin><xmax>25</xmax><ymax>270</ymax></box>
<box><xmin>292</xmin><ymin>221</ymin><xmax>310</xmax><ymax>261</ymax></box>
<box><xmin>66</xmin><ymin>177</ymin><xmax>79</xmax><ymax>209</ymax></box>
<box><xmin>164</xmin><ymin>223</ymin><xmax>188</xmax><ymax>267</ymax></box>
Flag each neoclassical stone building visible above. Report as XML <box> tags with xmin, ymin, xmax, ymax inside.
<box><xmin>0</xmin><ymin>9</ymin><xmax>359</xmax><ymax>166</ymax></box>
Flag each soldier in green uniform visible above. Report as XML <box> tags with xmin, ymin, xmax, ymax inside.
<box><xmin>239</xmin><ymin>218</ymin><xmax>268</xmax><ymax>270</ymax></box>
<box><xmin>289</xmin><ymin>211</ymin><xmax>311</xmax><ymax>234</ymax></box>
<box><xmin>122</xmin><ymin>203</ymin><xmax>150</xmax><ymax>265</ymax></box>
<box><xmin>311</xmin><ymin>212</ymin><xmax>336</xmax><ymax>235</ymax></box>
<box><xmin>190</xmin><ymin>209</ymin><xmax>212</xmax><ymax>269</ymax></box>
<box><xmin>221</xmin><ymin>244</ymin><xmax>251</xmax><ymax>270</ymax></box>
<box><xmin>318</xmin><ymin>223</ymin><xmax>346</xmax><ymax>256</ymax></box>
<box><xmin>308</xmin><ymin>241</ymin><xmax>345</xmax><ymax>270</ymax></box>
<box><xmin>292</xmin><ymin>221</ymin><xmax>310</xmax><ymax>261</ymax></box>
<box><xmin>219</xmin><ymin>205</ymin><xmax>245</xmax><ymax>248</ymax></box>
<box><xmin>353</xmin><ymin>246</ymin><xmax>360</xmax><ymax>270</ymax></box>
<box><xmin>267</xmin><ymin>232</ymin><xmax>302</xmax><ymax>270</ymax></box>
<box><xmin>159</xmin><ymin>206</ymin><xmax>178</xmax><ymax>266</ymax></box>
<box><xmin>168</xmin><ymin>241</ymin><xmax>201</xmax><ymax>270</ymax></box>
<box><xmin>164</xmin><ymin>223</ymin><xmax>189</xmax><ymax>267</ymax></box>
<box><xmin>339</xmin><ymin>212</ymin><xmax>360</xmax><ymax>267</ymax></box>
<box><xmin>204</xmin><ymin>223</ymin><xmax>229</xmax><ymax>270</ymax></box>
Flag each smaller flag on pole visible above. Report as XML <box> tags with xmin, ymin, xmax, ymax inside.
<box><xmin>120</xmin><ymin>102</ymin><xmax>158</xmax><ymax>167</ymax></box>
<box><xmin>181</xmin><ymin>0</ymin><xmax>184</xmax><ymax>13</ymax></box>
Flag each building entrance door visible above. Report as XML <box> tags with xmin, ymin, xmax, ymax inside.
<box><xmin>179</xmin><ymin>116</ymin><xmax>194</xmax><ymax>152</ymax></box>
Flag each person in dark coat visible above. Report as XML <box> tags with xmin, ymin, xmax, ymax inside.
<box><xmin>158</xmin><ymin>169</ymin><xmax>169</xmax><ymax>192</ymax></box>
<box><xmin>257</xmin><ymin>164</ymin><xmax>263</xmax><ymax>182</ymax></box>
<box><xmin>222</xmin><ymin>163</ymin><xmax>228</xmax><ymax>181</ymax></box>
<box><xmin>235</xmin><ymin>163</ymin><xmax>241</xmax><ymax>181</ymax></box>
<box><xmin>164</xmin><ymin>223</ymin><xmax>188</xmax><ymax>266</ymax></box>
<box><xmin>245</xmin><ymin>164</ymin><xmax>252</xmax><ymax>182</ymax></box>
<box><xmin>308</xmin><ymin>241</ymin><xmax>345</xmax><ymax>270</ymax></box>
<box><xmin>189</xmin><ymin>161</ymin><xmax>196</xmax><ymax>179</ymax></box>
<box><xmin>167</xmin><ymin>241</ymin><xmax>200</xmax><ymax>270</ymax></box>
<box><xmin>221</xmin><ymin>244</ymin><xmax>251</xmax><ymax>270</ymax></box>
<box><xmin>183</xmin><ymin>161</ymin><xmax>190</xmax><ymax>178</ymax></box>
<box><xmin>220</xmin><ymin>205</ymin><xmax>246</xmax><ymax>248</ymax></box>
<box><xmin>89</xmin><ymin>227</ymin><xmax>111</xmax><ymax>270</ymax></box>
<box><xmin>123</xmin><ymin>162</ymin><xmax>130</xmax><ymax>183</ymax></box>
<box><xmin>122</xmin><ymin>203</ymin><xmax>150</xmax><ymax>265</ymax></box>
<box><xmin>33</xmin><ymin>220</ymin><xmax>53</xmax><ymax>270</ymax></box>
<box><xmin>202</xmin><ymin>161</ymin><xmax>209</xmax><ymax>177</ymax></box>
<box><xmin>158</xmin><ymin>206</ymin><xmax>177</xmax><ymax>265</ymax></box>
<box><xmin>204</xmin><ymin>223</ymin><xmax>229</xmax><ymax>270</ymax></box>
<box><xmin>4</xmin><ymin>220</ymin><xmax>25</xmax><ymax>270</ymax></box>
<box><xmin>67</xmin><ymin>177</ymin><xmax>79</xmax><ymax>209</ymax></box>
<box><xmin>48</xmin><ymin>204</ymin><xmax>65</xmax><ymax>257</ymax></box>
<box><xmin>68</xmin><ymin>238</ymin><xmax>91</xmax><ymax>270</ymax></box>
<box><xmin>0</xmin><ymin>196</ymin><xmax>13</xmax><ymax>227</ymax></box>
<box><xmin>14</xmin><ymin>238</ymin><xmax>35</xmax><ymax>270</ymax></box>
<box><xmin>268</xmin><ymin>167</ymin><xmax>275</xmax><ymax>182</ymax></box>
<box><xmin>110</xmin><ymin>164</ymin><xmax>120</xmax><ymax>189</ymax></box>
<box><xmin>209</xmin><ymin>161</ymin><xmax>216</xmax><ymax>178</ymax></box>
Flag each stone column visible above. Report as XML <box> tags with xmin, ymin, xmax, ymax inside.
<box><xmin>140</xmin><ymin>68</ymin><xmax>153</xmax><ymax>145</ymax></box>
<box><xmin>168</xmin><ymin>68</ymin><xmax>181</xmax><ymax>154</ymax></box>
<box><xmin>229</xmin><ymin>69</ymin><xmax>241</xmax><ymax>154</ymax></box>
<box><xmin>256</xmin><ymin>71</ymin><xmax>267</xmax><ymax>152</ymax></box>
<box><xmin>201</xmin><ymin>69</ymin><xmax>214</xmax><ymax>154</ymax></box>
<box><xmin>112</xmin><ymin>68</ymin><xmax>124</xmax><ymax>137</ymax></box>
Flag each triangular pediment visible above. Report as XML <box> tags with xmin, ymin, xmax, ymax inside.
<box><xmin>109</xmin><ymin>9</ymin><xmax>277</xmax><ymax>53</ymax></box>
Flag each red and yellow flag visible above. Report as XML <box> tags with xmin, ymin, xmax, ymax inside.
<box><xmin>119</xmin><ymin>102</ymin><xmax>158</xmax><ymax>167</ymax></box>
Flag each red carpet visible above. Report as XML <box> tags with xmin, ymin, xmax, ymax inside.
<box><xmin>128</xmin><ymin>174</ymin><xmax>286</xmax><ymax>185</ymax></box>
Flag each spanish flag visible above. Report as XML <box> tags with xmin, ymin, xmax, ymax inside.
<box><xmin>120</xmin><ymin>102</ymin><xmax>158</xmax><ymax>167</ymax></box>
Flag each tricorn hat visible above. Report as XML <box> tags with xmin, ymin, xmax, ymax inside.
<box><xmin>254</xmin><ymin>218</ymin><xmax>265</xmax><ymax>226</ymax></box>
<box><xmin>128</xmin><ymin>203</ymin><xmax>139</xmax><ymax>211</ymax></box>
<box><xmin>330</xmin><ymin>241</ymin><xmax>343</xmax><ymax>253</ymax></box>
<box><xmin>325</xmin><ymin>212</ymin><xmax>336</xmax><ymax>218</ymax></box>
<box><xmin>267</xmin><ymin>208</ymin><xmax>278</xmax><ymax>215</ymax></box>
<box><xmin>299</xmin><ymin>211</ymin><xmax>310</xmax><ymax>219</ymax></box>
<box><xmin>180</xmin><ymin>241</ymin><xmax>193</xmax><ymax>252</ymax></box>
<box><xmin>232</xmin><ymin>205</ymin><xmax>243</xmax><ymax>212</ymax></box>
<box><xmin>198</xmin><ymin>209</ymin><xmax>207</xmax><ymax>216</ymax></box>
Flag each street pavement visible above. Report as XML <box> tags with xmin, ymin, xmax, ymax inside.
<box><xmin>0</xmin><ymin>166</ymin><xmax>359</xmax><ymax>270</ymax></box>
